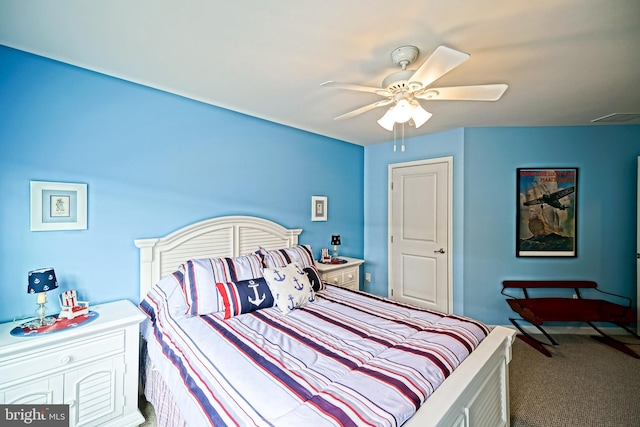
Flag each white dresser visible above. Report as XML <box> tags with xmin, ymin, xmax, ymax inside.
<box><xmin>316</xmin><ymin>257</ymin><xmax>364</xmax><ymax>291</ymax></box>
<box><xmin>0</xmin><ymin>300</ymin><xmax>145</xmax><ymax>427</ymax></box>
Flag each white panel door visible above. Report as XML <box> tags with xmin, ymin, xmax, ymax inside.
<box><xmin>389</xmin><ymin>157</ymin><xmax>452</xmax><ymax>313</ymax></box>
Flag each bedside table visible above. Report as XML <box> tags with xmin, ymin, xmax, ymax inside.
<box><xmin>316</xmin><ymin>257</ymin><xmax>364</xmax><ymax>291</ymax></box>
<box><xmin>0</xmin><ymin>300</ymin><xmax>145</xmax><ymax>427</ymax></box>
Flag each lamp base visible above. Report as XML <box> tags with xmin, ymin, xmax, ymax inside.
<box><xmin>23</xmin><ymin>302</ymin><xmax>56</xmax><ymax>329</ymax></box>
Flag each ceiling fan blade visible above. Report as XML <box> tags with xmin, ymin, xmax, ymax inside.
<box><xmin>415</xmin><ymin>84</ymin><xmax>508</xmax><ymax>101</ymax></box>
<box><xmin>334</xmin><ymin>99</ymin><xmax>393</xmax><ymax>120</ymax></box>
<box><xmin>409</xmin><ymin>45</ymin><xmax>470</xmax><ymax>89</ymax></box>
<box><xmin>321</xmin><ymin>81</ymin><xmax>390</xmax><ymax>97</ymax></box>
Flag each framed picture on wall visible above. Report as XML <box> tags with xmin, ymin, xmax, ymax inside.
<box><xmin>516</xmin><ymin>168</ymin><xmax>577</xmax><ymax>257</ymax></box>
<box><xmin>30</xmin><ymin>181</ymin><xmax>88</xmax><ymax>231</ymax></box>
<box><xmin>311</xmin><ymin>196</ymin><xmax>327</xmax><ymax>221</ymax></box>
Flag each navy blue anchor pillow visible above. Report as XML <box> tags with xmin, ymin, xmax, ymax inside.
<box><xmin>215</xmin><ymin>277</ymin><xmax>275</xmax><ymax>319</ymax></box>
<box><xmin>262</xmin><ymin>262</ymin><xmax>316</xmax><ymax>315</ymax></box>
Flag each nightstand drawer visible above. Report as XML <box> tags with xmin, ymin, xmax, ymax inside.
<box><xmin>324</xmin><ymin>266</ymin><xmax>358</xmax><ymax>290</ymax></box>
<box><xmin>316</xmin><ymin>257</ymin><xmax>364</xmax><ymax>292</ymax></box>
<box><xmin>323</xmin><ymin>271</ymin><xmax>343</xmax><ymax>286</ymax></box>
<box><xmin>0</xmin><ymin>330</ymin><xmax>124</xmax><ymax>385</ymax></box>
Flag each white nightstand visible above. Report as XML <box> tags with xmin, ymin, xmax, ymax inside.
<box><xmin>316</xmin><ymin>257</ymin><xmax>364</xmax><ymax>291</ymax></box>
<box><xmin>0</xmin><ymin>300</ymin><xmax>145</xmax><ymax>427</ymax></box>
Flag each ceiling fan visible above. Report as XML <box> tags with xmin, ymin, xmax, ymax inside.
<box><xmin>321</xmin><ymin>45</ymin><xmax>508</xmax><ymax>132</ymax></box>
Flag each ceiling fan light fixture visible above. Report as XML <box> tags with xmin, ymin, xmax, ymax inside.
<box><xmin>411</xmin><ymin>104</ymin><xmax>432</xmax><ymax>128</ymax></box>
<box><xmin>377</xmin><ymin>99</ymin><xmax>431</xmax><ymax>131</ymax></box>
<box><xmin>392</xmin><ymin>99</ymin><xmax>413</xmax><ymax>123</ymax></box>
<box><xmin>324</xmin><ymin>45</ymin><xmax>508</xmax><ymax>138</ymax></box>
<box><xmin>377</xmin><ymin>109</ymin><xmax>396</xmax><ymax>131</ymax></box>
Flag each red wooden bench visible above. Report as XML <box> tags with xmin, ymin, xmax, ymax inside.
<box><xmin>502</xmin><ymin>280</ymin><xmax>638</xmax><ymax>358</ymax></box>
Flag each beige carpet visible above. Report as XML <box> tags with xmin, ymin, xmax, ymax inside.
<box><xmin>138</xmin><ymin>333</ymin><xmax>640</xmax><ymax>427</ymax></box>
<box><xmin>138</xmin><ymin>394</ymin><xmax>156</xmax><ymax>427</ymax></box>
<box><xmin>510</xmin><ymin>334</ymin><xmax>640</xmax><ymax>427</ymax></box>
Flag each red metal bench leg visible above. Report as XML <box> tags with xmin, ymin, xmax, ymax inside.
<box><xmin>590</xmin><ymin>336</ymin><xmax>640</xmax><ymax>359</ymax></box>
<box><xmin>612</xmin><ymin>322</ymin><xmax>640</xmax><ymax>339</ymax></box>
<box><xmin>516</xmin><ymin>334</ymin><xmax>553</xmax><ymax>357</ymax></box>
<box><xmin>587</xmin><ymin>322</ymin><xmax>640</xmax><ymax>359</ymax></box>
<box><xmin>509</xmin><ymin>318</ymin><xmax>557</xmax><ymax>357</ymax></box>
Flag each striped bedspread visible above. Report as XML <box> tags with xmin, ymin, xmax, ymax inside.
<box><xmin>141</xmin><ymin>282</ymin><xmax>489</xmax><ymax>427</ymax></box>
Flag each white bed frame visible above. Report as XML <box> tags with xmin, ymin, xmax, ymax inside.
<box><xmin>135</xmin><ymin>215</ymin><xmax>515</xmax><ymax>427</ymax></box>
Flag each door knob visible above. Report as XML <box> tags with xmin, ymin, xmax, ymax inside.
<box><xmin>434</xmin><ymin>248</ymin><xmax>445</xmax><ymax>254</ymax></box>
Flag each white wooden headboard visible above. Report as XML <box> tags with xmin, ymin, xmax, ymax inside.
<box><xmin>135</xmin><ymin>216</ymin><xmax>302</xmax><ymax>300</ymax></box>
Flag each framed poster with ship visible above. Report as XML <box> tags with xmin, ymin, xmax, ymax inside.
<box><xmin>516</xmin><ymin>168</ymin><xmax>577</xmax><ymax>257</ymax></box>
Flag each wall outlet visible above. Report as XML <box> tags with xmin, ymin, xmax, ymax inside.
<box><xmin>365</xmin><ymin>273</ymin><xmax>372</xmax><ymax>282</ymax></box>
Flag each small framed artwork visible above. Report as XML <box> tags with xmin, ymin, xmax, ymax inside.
<box><xmin>30</xmin><ymin>181</ymin><xmax>88</xmax><ymax>231</ymax></box>
<box><xmin>311</xmin><ymin>196</ymin><xmax>327</xmax><ymax>221</ymax></box>
<box><xmin>516</xmin><ymin>168</ymin><xmax>577</xmax><ymax>257</ymax></box>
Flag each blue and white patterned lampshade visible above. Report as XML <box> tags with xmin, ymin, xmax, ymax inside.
<box><xmin>27</xmin><ymin>268</ymin><xmax>58</xmax><ymax>294</ymax></box>
<box><xmin>331</xmin><ymin>235</ymin><xmax>341</xmax><ymax>246</ymax></box>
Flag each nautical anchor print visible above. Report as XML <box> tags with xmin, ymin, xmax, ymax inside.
<box><xmin>247</xmin><ymin>280</ymin><xmax>266</xmax><ymax>306</ymax></box>
<box><xmin>273</xmin><ymin>270</ymin><xmax>286</xmax><ymax>281</ymax></box>
<box><xmin>287</xmin><ymin>294</ymin><xmax>296</xmax><ymax>311</ymax></box>
<box><xmin>293</xmin><ymin>277</ymin><xmax>304</xmax><ymax>291</ymax></box>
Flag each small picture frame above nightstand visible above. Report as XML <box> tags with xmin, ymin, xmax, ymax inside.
<box><xmin>311</xmin><ymin>196</ymin><xmax>327</xmax><ymax>221</ymax></box>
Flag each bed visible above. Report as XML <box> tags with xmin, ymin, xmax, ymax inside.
<box><xmin>136</xmin><ymin>215</ymin><xmax>515</xmax><ymax>426</ymax></box>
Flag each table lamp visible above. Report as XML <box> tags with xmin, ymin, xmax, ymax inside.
<box><xmin>27</xmin><ymin>267</ymin><xmax>59</xmax><ymax>328</ymax></box>
<box><xmin>331</xmin><ymin>235</ymin><xmax>341</xmax><ymax>260</ymax></box>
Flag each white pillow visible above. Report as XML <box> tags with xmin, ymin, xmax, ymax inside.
<box><xmin>262</xmin><ymin>262</ymin><xmax>315</xmax><ymax>315</ymax></box>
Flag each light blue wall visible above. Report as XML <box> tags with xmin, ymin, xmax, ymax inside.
<box><xmin>464</xmin><ymin>126</ymin><xmax>640</xmax><ymax>324</ymax></box>
<box><xmin>363</xmin><ymin>129</ymin><xmax>467</xmax><ymax>313</ymax></box>
<box><xmin>364</xmin><ymin>124</ymin><xmax>640</xmax><ymax>325</ymax></box>
<box><xmin>0</xmin><ymin>46</ymin><xmax>364</xmax><ymax>323</ymax></box>
<box><xmin>3</xmin><ymin>46</ymin><xmax>639</xmax><ymax>327</ymax></box>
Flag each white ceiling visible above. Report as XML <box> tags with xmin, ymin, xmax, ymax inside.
<box><xmin>1</xmin><ymin>0</ymin><xmax>639</xmax><ymax>146</ymax></box>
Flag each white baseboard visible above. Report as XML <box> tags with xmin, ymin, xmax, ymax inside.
<box><xmin>495</xmin><ymin>324</ymin><xmax>638</xmax><ymax>336</ymax></box>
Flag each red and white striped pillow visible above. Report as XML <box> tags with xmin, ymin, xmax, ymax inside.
<box><xmin>180</xmin><ymin>254</ymin><xmax>264</xmax><ymax>316</ymax></box>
